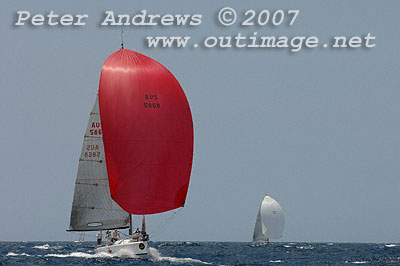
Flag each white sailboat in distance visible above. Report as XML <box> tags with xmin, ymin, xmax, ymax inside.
<box><xmin>253</xmin><ymin>195</ymin><xmax>285</xmax><ymax>243</ymax></box>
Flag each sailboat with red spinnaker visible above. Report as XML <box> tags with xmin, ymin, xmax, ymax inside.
<box><xmin>68</xmin><ymin>49</ymin><xmax>194</xmax><ymax>257</ymax></box>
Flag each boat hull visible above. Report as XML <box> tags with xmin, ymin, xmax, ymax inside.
<box><xmin>95</xmin><ymin>239</ymin><xmax>149</xmax><ymax>258</ymax></box>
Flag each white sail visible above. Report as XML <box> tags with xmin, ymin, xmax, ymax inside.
<box><xmin>253</xmin><ymin>195</ymin><xmax>284</xmax><ymax>241</ymax></box>
<box><xmin>68</xmin><ymin>95</ymin><xmax>129</xmax><ymax>231</ymax></box>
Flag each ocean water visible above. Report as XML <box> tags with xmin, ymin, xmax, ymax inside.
<box><xmin>1</xmin><ymin>241</ymin><xmax>400</xmax><ymax>265</ymax></box>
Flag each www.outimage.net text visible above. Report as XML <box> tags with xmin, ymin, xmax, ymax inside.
<box><xmin>14</xmin><ymin>9</ymin><xmax>376</xmax><ymax>52</ymax></box>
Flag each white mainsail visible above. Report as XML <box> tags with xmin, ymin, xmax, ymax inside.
<box><xmin>253</xmin><ymin>195</ymin><xmax>284</xmax><ymax>241</ymax></box>
<box><xmin>68</xmin><ymin>95</ymin><xmax>129</xmax><ymax>231</ymax></box>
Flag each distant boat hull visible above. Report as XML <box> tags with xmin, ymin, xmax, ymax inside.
<box><xmin>95</xmin><ymin>239</ymin><xmax>149</xmax><ymax>258</ymax></box>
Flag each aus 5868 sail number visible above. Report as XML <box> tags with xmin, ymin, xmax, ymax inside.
<box><xmin>144</xmin><ymin>94</ymin><xmax>161</xmax><ymax>109</ymax></box>
<box><xmin>144</xmin><ymin>102</ymin><xmax>160</xmax><ymax>108</ymax></box>
<box><xmin>85</xmin><ymin>144</ymin><xmax>101</xmax><ymax>158</ymax></box>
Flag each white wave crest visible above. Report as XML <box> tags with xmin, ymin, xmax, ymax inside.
<box><xmin>45</xmin><ymin>249</ymin><xmax>140</xmax><ymax>259</ymax></box>
<box><xmin>351</xmin><ymin>261</ymin><xmax>369</xmax><ymax>264</ymax></box>
<box><xmin>21</xmin><ymin>246</ymin><xmax>214</xmax><ymax>265</ymax></box>
<box><xmin>150</xmin><ymin>247</ymin><xmax>212</xmax><ymax>265</ymax></box>
<box><xmin>6</xmin><ymin>252</ymin><xmax>31</xmax><ymax>257</ymax></box>
<box><xmin>269</xmin><ymin>260</ymin><xmax>283</xmax><ymax>263</ymax></box>
<box><xmin>148</xmin><ymin>247</ymin><xmax>161</xmax><ymax>258</ymax></box>
<box><xmin>385</xmin><ymin>244</ymin><xmax>398</xmax><ymax>248</ymax></box>
<box><xmin>296</xmin><ymin>246</ymin><xmax>314</xmax><ymax>250</ymax></box>
<box><xmin>44</xmin><ymin>252</ymin><xmax>99</xmax><ymax>258</ymax></box>
<box><xmin>43</xmin><ymin>246</ymin><xmax>153</xmax><ymax>259</ymax></box>
<box><xmin>33</xmin><ymin>244</ymin><xmax>50</xmax><ymax>250</ymax></box>
<box><xmin>155</xmin><ymin>256</ymin><xmax>212</xmax><ymax>265</ymax></box>
<box><xmin>296</xmin><ymin>245</ymin><xmax>314</xmax><ymax>250</ymax></box>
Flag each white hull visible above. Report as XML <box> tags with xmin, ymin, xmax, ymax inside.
<box><xmin>95</xmin><ymin>239</ymin><xmax>149</xmax><ymax>258</ymax></box>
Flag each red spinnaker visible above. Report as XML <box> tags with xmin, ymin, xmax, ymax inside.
<box><xmin>98</xmin><ymin>49</ymin><xmax>193</xmax><ymax>215</ymax></box>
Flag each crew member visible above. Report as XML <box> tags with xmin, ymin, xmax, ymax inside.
<box><xmin>133</xmin><ymin>228</ymin><xmax>141</xmax><ymax>241</ymax></box>
<box><xmin>106</xmin><ymin>230</ymin><xmax>111</xmax><ymax>245</ymax></box>
<box><xmin>96</xmin><ymin>230</ymin><xmax>102</xmax><ymax>246</ymax></box>
<box><xmin>111</xmin><ymin>229</ymin><xmax>120</xmax><ymax>244</ymax></box>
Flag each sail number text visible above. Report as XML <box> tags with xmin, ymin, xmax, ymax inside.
<box><xmin>144</xmin><ymin>94</ymin><xmax>161</xmax><ymax>109</ymax></box>
<box><xmin>84</xmin><ymin>144</ymin><xmax>101</xmax><ymax>158</ymax></box>
<box><xmin>89</xmin><ymin>122</ymin><xmax>102</xmax><ymax>135</ymax></box>
<box><xmin>85</xmin><ymin>122</ymin><xmax>102</xmax><ymax>158</ymax></box>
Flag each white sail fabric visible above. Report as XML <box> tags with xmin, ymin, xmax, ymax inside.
<box><xmin>68</xmin><ymin>95</ymin><xmax>129</xmax><ymax>231</ymax></box>
<box><xmin>253</xmin><ymin>195</ymin><xmax>285</xmax><ymax>241</ymax></box>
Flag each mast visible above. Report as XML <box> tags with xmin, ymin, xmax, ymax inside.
<box><xmin>142</xmin><ymin>215</ymin><xmax>146</xmax><ymax>233</ymax></box>
<box><xmin>129</xmin><ymin>214</ymin><xmax>133</xmax><ymax>236</ymax></box>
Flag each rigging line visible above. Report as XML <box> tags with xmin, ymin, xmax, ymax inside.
<box><xmin>71</xmin><ymin>231</ymin><xmax>97</xmax><ymax>240</ymax></box>
<box><xmin>149</xmin><ymin>209</ymin><xmax>182</xmax><ymax>237</ymax></box>
<box><xmin>120</xmin><ymin>26</ymin><xmax>124</xmax><ymax>49</ymax></box>
<box><xmin>120</xmin><ymin>231</ymin><xmax>130</xmax><ymax>238</ymax></box>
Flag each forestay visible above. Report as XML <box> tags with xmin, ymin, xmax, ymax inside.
<box><xmin>68</xmin><ymin>95</ymin><xmax>129</xmax><ymax>231</ymax></box>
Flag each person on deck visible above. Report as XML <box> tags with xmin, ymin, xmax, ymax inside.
<box><xmin>106</xmin><ymin>230</ymin><xmax>111</xmax><ymax>245</ymax></box>
<box><xmin>96</xmin><ymin>230</ymin><xmax>102</xmax><ymax>246</ymax></box>
<box><xmin>132</xmin><ymin>228</ymin><xmax>141</xmax><ymax>241</ymax></box>
<box><xmin>111</xmin><ymin>229</ymin><xmax>120</xmax><ymax>244</ymax></box>
<box><xmin>141</xmin><ymin>230</ymin><xmax>149</xmax><ymax>241</ymax></box>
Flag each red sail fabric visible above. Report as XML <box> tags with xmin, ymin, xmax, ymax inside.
<box><xmin>98</xmin><ymin>49</ymin><xmax>193</xmax><ymax>215</ymax></box>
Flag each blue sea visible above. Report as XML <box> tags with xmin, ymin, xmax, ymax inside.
<box><xmin>1</xmin><ymin>241</ymin><xmax>400</xmax><ymax>265</ymax></box>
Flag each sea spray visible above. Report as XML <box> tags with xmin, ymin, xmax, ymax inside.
<box><xmin>149</xmin><ymin>246</ymin><xmax>212</xmax><ymax>265</ymax></box>
<box><xmin>33</xmin><ymin>244</ymin><xmax>50</xmax><ymax>250</ymax></box>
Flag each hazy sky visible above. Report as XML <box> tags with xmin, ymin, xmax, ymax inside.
<box><xmin>1</xmin><ymin>1</ymin><xmax>399</xmax><ymax>243</ymax></box>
